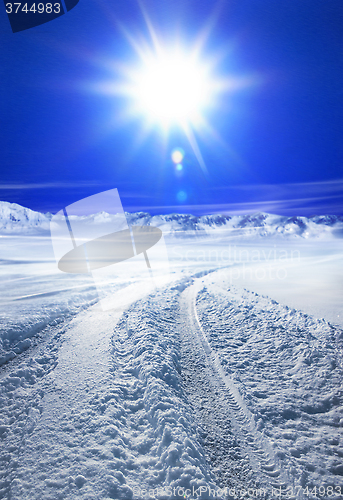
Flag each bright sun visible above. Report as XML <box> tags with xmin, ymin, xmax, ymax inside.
<box><xmin>86</xmin><ymin>11</ymin><xmax>257</xmax><ymax>174</ymax></box>
<box><xmin>129</xmin><ymin>49</ymin><xmax>213</xmax><ymax>128</ymax></box>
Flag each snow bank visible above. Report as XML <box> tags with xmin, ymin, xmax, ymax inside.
<box><xmin>195</xmin><ymin>277</ymin><xmax>343</xmax><ymax>492</ymax></box>
<box><xmin>0</xmin><ymin>281</ymin><xmax>98</xmax><ymax>367</ymax></box>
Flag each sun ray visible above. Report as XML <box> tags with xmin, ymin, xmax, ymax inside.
<box><xmin>182</xmin><ymin>123</ymin><xmax>209</xmax><ymax>177</ymax></box>
<box><xmin>82</xmin><ymin>6</ymin><xmax>260</xmax><ymax>176</ymax></box>
<box><xmin>137</xmin><ymin>0</ymin><xmax>164</xmax><ymax>58</ymax></box>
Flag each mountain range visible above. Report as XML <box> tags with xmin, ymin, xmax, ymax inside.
<box><xmin>1</xmin><ymin>201</ymin><xmax>343</xmax><ymax>239</ymax></box>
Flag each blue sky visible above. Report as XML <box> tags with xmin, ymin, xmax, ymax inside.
<box><xmin>1</xmin><ymin>0</ymin><xmax>343</xmax><ymax>215</ymax></box>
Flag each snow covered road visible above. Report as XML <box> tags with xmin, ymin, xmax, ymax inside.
<box><xmin>191</xmin><ymin>272</ymin><xmax>343</xmax><ymax>497</ymax></box>
<box><xmin>179</xmin><ymin>279</ymin><xmax>290</xmax><ymax>493</ymax></box>
<box><xmin>1</xmin><ymin>266</ymin><xmax>343</xmax><ymax>500</ymax></box>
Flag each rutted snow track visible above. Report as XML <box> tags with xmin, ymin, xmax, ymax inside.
<box><xmin>1</xmin><ymin>270</ymin><xmax>342</xmax><ymax>500</ymax></box>
<box><xmin>190</xmin><ymin>271</ymin><xmax>343</xmax><ymax>499</ymax></box>
<box><xmin>179</xmin><ymin>279</ymin><xmax>295</xmax><ymax>498</ymax></box>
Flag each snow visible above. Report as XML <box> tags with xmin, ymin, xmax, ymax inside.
<box><xmin>1</xmin><ymin>200</ymin><xmax>343</xmax><ymax>239</ymax></box>
<box><xmin>0</xmin><ymin>202</ymin><xmax>342</xmax><ymax>500</ymax></box>
<box><xmin>0</xmin><ymin>202</ymin><xmax>51</xmax><ymax>233</ymax></box>
<box><xmin>194</xmin><ymin>276</ymin><xmax>343</xmax><ymax>491</ymax></box>
<box><xmin>0</xmin><ymin>238</ymin><xmax>98</xmax><ymax>367</ymax></box>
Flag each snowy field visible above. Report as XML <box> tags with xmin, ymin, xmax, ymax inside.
<box><xmin>0</xmin><ymin>202</ymin><xmax>342</xmax><ymax>500</ymax></box>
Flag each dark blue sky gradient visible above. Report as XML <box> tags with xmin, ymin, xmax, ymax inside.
<box><xmin>1</xmin><ymin>0</ymin><xmax>343</xmax><ymax>215</ymax></box>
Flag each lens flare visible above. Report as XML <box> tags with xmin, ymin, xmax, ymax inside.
<box><xmin>171</xmin><ymin>148</ymin><xmax>184</xmax><ymax>164</ymax></box>
<box><xmin>177</xmin><ymin>190</ymin><xmax>187</xmax><ymax>202</ymax></box>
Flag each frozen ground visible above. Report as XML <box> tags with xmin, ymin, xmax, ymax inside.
<box><xmin>0</xmin><ymin>205</ymin><xmax>342</xmax><ymax>500</ymax></box>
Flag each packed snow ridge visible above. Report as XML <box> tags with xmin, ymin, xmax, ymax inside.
<box><xmin>0</xmin><ymin>201</ymin><xmax>343</xmax><ymax>238</ymax></box>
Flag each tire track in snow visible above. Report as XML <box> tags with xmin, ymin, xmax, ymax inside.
<box><xmin>0</xmin><ymin>281</ymin><xmax>157</xmax><ymax>500</ymax></box>
<box><xmin>109</xmin><ymin>289</ymin><xmax>222</xmax><ymax>498</ymax></box>
<box><xmin>179</xmin><ymin>277</ymin><xmax>299</xmax><ymax>498</ymax></box>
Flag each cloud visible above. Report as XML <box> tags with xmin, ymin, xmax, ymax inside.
<box><xmin>212</xmin><ymin>178</ymin><xmax>343</xmax><ymax>199</ymax></box>
<box><xmin>1</xmin><ymin>179</ymin><xmax>342</xmax><ymax>216</ymax></box>
<box><xmin>125</xmin><ymin>187</ymin><xmax>343</xmax><ymax>216</ymax></box>
<box><xmin>0</xmin><ymin>182</ymin><xmax>103</xmax><ymax>190</ymax></box>
<box><xmin>197</xmin><ymin>178</ymin><xmax>343</xmax><ymax>215</ymax></box>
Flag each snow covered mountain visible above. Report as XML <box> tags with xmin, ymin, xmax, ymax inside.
<box><xmin>129</xmin><ymin>212</ymin><xmax>343</xmax><ymax>239</ymax></box>
<box><xmin>0</xmin><ymin>201</ymin><xmax>51</xmax><ymax>233</ymax></box>
<box><xmin>0</xmin><ymin>200</ymin><xmax>343</xmax><ymax>238</ymax></box>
